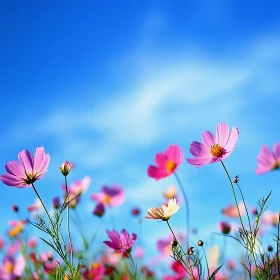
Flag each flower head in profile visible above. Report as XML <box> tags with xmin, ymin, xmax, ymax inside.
<box><xmin>0</xmin><ymin>147</ymin><xmax>50</xmax><ymax>188</ymax></box>
<box><xmin>256</xmin><ymin>143</ymin><xmax>280</xmax><ymax>174</ymax></box>
<box><xmin>147</xmin><ymin>145</ymin><xmax>184</xmax><ymax>180</ymax></box>
<box><xmin>62</xmin><ymin>176</ymin><xmax>91</xmax><ymax>208</ymax></box>
<box><xmin>92</xmin><ymin>185</ymin><xmax>125</xmax><ymax>208</ymax></box>
<box><xmin>145</xmin><ymin>198</ymin><xmax>179</xmax><ymax>221</ymax></box>
<box><xmin>8</xmin><ymin>220</ymin><xmax>26</xmax><ymax>238</ymax></box>
<box><xmin>186</xmin><ymin>123</ymin><xmax>239</xmax><ymax>167</ymax></box>
<box><xmin>103</xmin><ymin>229</ymin><xmax>137</xmax><ymax>254</ymax></box>
<box><xmin>222</xmin><ymin>202</ymin><xmax>245</xmax><ymax>218</ymax></box>
<box><xmin>59</xmin><ymin>161</ymin><xmax>73</xmax><ymax>176</ymax></box>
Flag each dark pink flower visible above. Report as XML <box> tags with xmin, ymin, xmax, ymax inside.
<box><xmin>103</xmin><ymin>229</ymin><xmax>137</xmax><ymax>254</ymax></box>
<box><xmin>147</xmin><ymin>145</ymin><xmax>184</xmax><ymax>180</ymax></box>
<box><xmin>93</xmin><ymin>203</ymin><xmax>105</xmax><ymax>217</ymax></box>
<box><xmin>92</xmin><ymin>185</ymin><xmax>125</xmax><ymax>207</ymax></box>
<box><xmin>0</xmin><ymin>147</ymin><xmax>50</xmax><ymax>188</ymax></box>
<box><xmin>186</xmin><ymin>123</ymin><xmax>239</xmax><ymax>167</ymax></box>
<box><xmin>219</xmin><ymin>221</ymin><xmax>231</xmax><ymax>234</ymax></box>
<box><xmin>256</xmin><ymin>143</ymin><xmax>280</xmax><ymax>174</ymax></box>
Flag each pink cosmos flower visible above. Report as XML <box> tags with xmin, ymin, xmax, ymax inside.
<box><xmin>62</xmin><ymin>176</ymin><xmax>91</xmax><ymax>208</ymax></box>
<box><xmin>186</xmin><ymin>123</ymin><xmax>239</xmax><ymax>167</ymax></box>
<box><xmin>147</xmin><ymin>145</ymin><xmax>184</xmax><ymax>180</ymax></box>
<box><xmin>103</xmin><ymin>229</ymin><xmax>137</xmax><ymax>254</ymax></box>
<box><xmin>92</xmin><ymin>185</ymin><xmax>125</xmax><ymax>208</ymax></box>
<box><xmin>0</xmin><ymin>255</ymin><xmax>26</xmax><ymax>280</ymax></box>
<box><xmin>262</xmin><ymin>211</ymin><xmax>279</xmax><ymax>227</ymax></box>
<box><xmin>256</xmin><ymin>143</ymin><xmax>280</xmax><ymax>174</ymax></box>
<box><xmin>0</xmin><ymin>147</ymin><xmax>50</xmax><ymax>188</ymax></box>
<box><xmin>222</xmin><ymin>202</ymin><xmax>245</xmax><ymax>218</ymax></box>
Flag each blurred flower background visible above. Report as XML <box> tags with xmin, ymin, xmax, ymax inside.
<box><xmin>1</xmin><ymin>0</ymin><xmax>280</xmax><ymax>278</ymax></box>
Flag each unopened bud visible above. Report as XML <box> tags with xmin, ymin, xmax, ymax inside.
<box><xmin>233</xmin><ymin>175</ymin><xmax>239</xmax><ymax>183</ymax></box>
<box><xmin>188</xmin><ymin>247</ymin><xmax>194</xmax><ymax>255</ymax></box>
<box><xmin>12</xmin><ymin>205</ymin><xmax>19</xmax><ymax>212</ymax></box>
<box><xmin>59</xmin><ymin>161</ymin><xmax>73</xmax><ymax>176</ymax></box>
<box><xmin>197</xmin><ymin>240</ymin><xmax>204</xmax><ymax>246</ymax></box>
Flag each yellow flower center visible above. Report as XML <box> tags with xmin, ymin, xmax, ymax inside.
<box><xmin>8</xmin><ymin>221</ymin><xmax>24</xmax><ymax>237</ymax></box>
<box><xmin>166</xmin><ymin>161</ymin><xmax>177</xmax><ymax>173</ymax></box>
<box><xmin>92</xmin><ymin>262</ymin><xmax>99</xmax><ymax>269</ymax></box>
<box><xmin>210</xmin><ymin>144</ymin><xmax>224</xmax><ymax>157</ymax></box>
<box><xmin>103</xmin><ymin>195</ymin><xmax>111</xmax><ymax>205</ymax></box>
<box><xmin>5</xmin><ymin>262</ymin><xmax>14</xmax><ymax>273</ymax></box>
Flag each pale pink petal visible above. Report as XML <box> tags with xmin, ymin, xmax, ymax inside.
<box><xmin>18</xmin><ymin>150</ymin><xmax>33</xmax><ymax>174</ymax></box>
<box><xmin>201</xmin><ymin>131</ymin><xmax>215</xmax><ymax>147</ymax></box>
<box><xmin>14</xmin><ymin>255</ymin><xmax>26</xmax><ymax>276</ymax></box>
<box><xmin>273</xmin><ymin>143</ymin><xmax>280</xmax><ymax>163</ymax></box>
<box><xmin>0</xmin><ymin>174</ymin><xmax>26</xmax><ymax>187</ymax></box>
<box><xmin>5</xmin><ymin>161</ymin><xmax>25</xmax><ymax>177</ymax></box>
<box><xmin>186</xmin><ymin>157</ymin><xmax>212</xmax><ymax>167</ymax></box>
<box><xmin>224</xmin><ymin>126</ymin><xmax>239</xmax><ymax>151</ymax></box>
<box><xmin>189</xmin><ymin>141</ymin><xmax>209</xmax><ymax>157</ymax></box>
<box><xmin>215</xmin><ymin>123</ymin><xmax>230</xmax><ymax>147</ymax></box>
<box><xmin>257</xmin><ymin>146</ymin><xmax>275</xmax><ymax>165</ymax></box>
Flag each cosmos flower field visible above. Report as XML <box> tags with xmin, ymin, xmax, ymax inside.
<box><xmin>0</xmin><ymin>122</ymin><xmax>279</xmax><ymax>280</ymax></box>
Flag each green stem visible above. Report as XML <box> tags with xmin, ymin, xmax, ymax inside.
<box><xmin>31</xmin><ymin>183</ymin><xmax>55</xmax><ymax>229</ymax></box>
<box><xmin>220</xmin><ymin>161</ymin><xmax>259</xmax><ymax>276</ymax></box>
<box><xmin>64</xmin><ymin>176</ymin><xmax>74</xmax><ymax>267</ymax></box>
<box><xmin>166</xmin><ymin>220</ymin><xmax>195</xmax><ymax>280</ymax></box>
<box><xmin>174</xmin><ymin>172</ymin><xmax>190</xmax><ymax>248</ymax></box>
<box><xmin>201</xmin><ymin>246</ymin><xmax>210</xmax><ymax>279</ymax></box>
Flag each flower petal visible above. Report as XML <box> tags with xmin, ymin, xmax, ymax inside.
<box><xmin>201</xmin><ymin>131</ymin><xmax>215</xmax><ymax>147</ymax></box>
<box><xmin>147</xmin><ymin>165</ymin><xmax>168</xmax><ymax>180</ymax></box>
<box><xmin>5</xmin><ymin>160</ymin><xmax>26</xmax><ymax>177</ymax></box>
<box><xmin>154</xmin><ymin>152</ymin><xmax>168</xmax><ymax>168</ymax></box>
<box><xmin>18</xmin><ymin>150</ymin><xmax>33</xmax><ymax>174</ymax></box>
<box><xmin>215</xmin><ymin>123</ymin><xmax>230</xmax><ymax>147</ymax></box>
<box><xmin>224</xmin><ymin>126</ymin><xmax>239</xmax><ymax>151</ymax></box>
<box><xmin>165</xmin><ymin>145</ymin><xmax>183</xmax><ymax>164</ymax></box>
<box><xmin>186</xmin><ymin>157</ymin><xmax>212</xmax><ymax>167</ymax></box>
<box><xmin>273</xmin><ymin>143</ymin><xmax>280</xmax><ymax>163</ymax></box>
<box><xmin>189</xmin><ymin>141</ymin><xmax>209</xmax><ymax>157</ymax></box>
<box><xmin>0</xmin><ymin>174</ymin><xmax>26</xmax><ymax>187</ymax></box>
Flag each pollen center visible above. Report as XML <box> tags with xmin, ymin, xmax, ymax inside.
<box><xmin>166</xmin><ymin>161</ymin><xmax>177</xmax><ymax>173</ymax></box>
<box><xmin>103</xmin><ymin>195</ymin><xmax>111</xmax><ymax>205</ymax></box>
<box><xmin>210</xmin><ymin>144</ymin><xmax>224</xmax><ymax>158</ymax></box>
<box><xmin>5</xmin><ymin>262</ymin><xmax>14</xmax><ymax>273</ymax></box>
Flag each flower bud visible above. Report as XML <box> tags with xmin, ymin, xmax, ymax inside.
<box><xmin>12</xmin><ymin>205</ymin><xmax>19</xmax><ymax>212</ymax></box>
<box><xmin>59</xmin><ymin>161</ymin><xmax>73</xmax><ymax>176</ymax></box>
<box><xmin>197</xmin><ymin>240</ymin><xmax>204</xmax><ymax>246</ymax></box>
<box><xmin>233</xmin><ymin>175</ymin><xmax>239</xmax><ymax>183</ymax></box>
<box><xmin>188</xmin><ymin>247</ymin><xmax>194</xmax><ymax>255</ymax></box>
<box><xmin>219</xmin><ymin>221</ymin><xmax>231</xmax><ymax>234</ymax></box>
<box><xmin>93</xmin><ymin>203</ymin><xmax>105</xmax><ymax>217</ymax></box>
<box><xmin>52</xmin><ymin>197</ymin><xmax>61</xmax><ymax>209</ymax></box>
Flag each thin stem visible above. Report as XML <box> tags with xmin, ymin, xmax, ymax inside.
<box><xmin>31</xmin><ymin>183</ymin><xmax>55</xmax><ymax>229</ymax></box>
<box><xmin>201</xmin><ymin>246</ymin><xmax>210</xmax><ymax>279</ymax></box>
<box><xmin>236</xmin><ymin>182</ymin><xmax>252</xmax><ymax>232</ymax></box>
<box><xmin>220</xmin><ymin>161</ymin><xmax>259</xmax><ymax>276</ymax></box>
<box><xmin>277</xmin><ymin>213</ymin><xmax>280</xmax><ymax>278</ymax></box>
<box><xmin>128</xmin><ymin>252</ymin><xmax>136</xmax><ymax>272</ymax></box>
<box><xmin>166</xmin><ymin>220</ymin><xmax>195</xmax><ymax>280</ymax></box>
<box><xmin>64</xmin><ymin>176</ymin><xmax>73</xmax><ymax>267</ymax></box>
<box><xmin>174</xmin><ymin>172</ymin><xmax>190</xmax><ymax>248</ymax></box>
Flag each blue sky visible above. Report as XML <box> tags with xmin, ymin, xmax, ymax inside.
<box><xmin>1</xmin><ymin>0</ymin><xmax>280</xmax><ymax>274</ymax></box>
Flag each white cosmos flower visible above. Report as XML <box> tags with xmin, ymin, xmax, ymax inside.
<box><xmin>145</xmin><ymin>198</ymin><xmax>179</xmax><ymax>221</ymax></box>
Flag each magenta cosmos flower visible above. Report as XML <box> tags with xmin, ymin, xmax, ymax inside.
<box><xmin>147</xmin><ymin>145</ymin><xmax>184</xmax><ymax>180</ymax></box>
<box><xmin>186</xmin><ymin>123</ymin><xmax>239</xmax><ymax>167</ymax></box>
<box><xmin>0</xmin><ymin>147</ymin><xmax>50</xmax><ymax>188</ymax></box>
<box><xmin>256</xmin><ymin>143</ymin><xmax>280</xmax><ymax>174</ymax></box>
<box><xmin>103</xmin><ymin>229</ymin><xmax>137</xmax><ymax>254</ymax></box>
